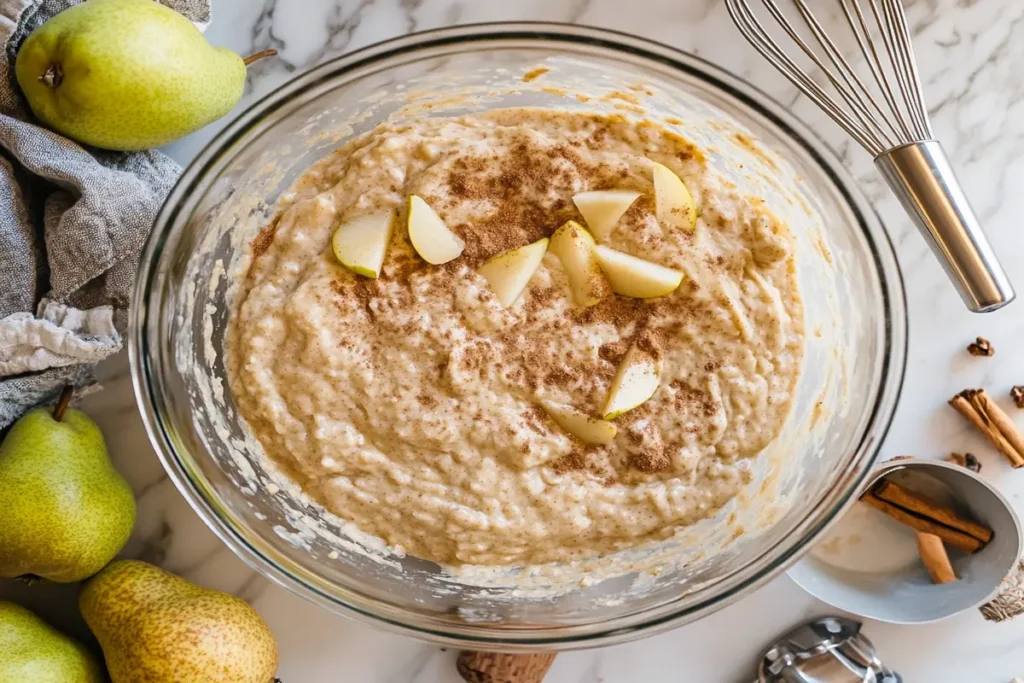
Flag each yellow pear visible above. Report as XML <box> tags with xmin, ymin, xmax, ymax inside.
<box><xmin>650</xmin><ymin>160</ymin><xmax>697</xmax><ymax>232</ymax></box>
<box><xmin>593</xmin><ymin>245</ymin><xmax>684</xmax><ymax>299</ymax></box>
<box><xmin>602</xmin><ymin>346</ymin><xmax>661</xmax><ymax>419</ymax></box>
<box><xmin>549</xmin><ymin>220</ymin><xmax>610</xmax><ymax>307</ymax></box>
<box><xmin>331</xmin><ymin>210</ymin><xmax>396</xmax><ymax>278</ymax></box>
<box><xmin>80</xmin><ymin>560</ymin><xmax>278</xmax><ymax>683</ymax></box>
<box><xmin>407</xmin><ymin>195</ymin><xmax>464</xmax><ymax>265</ymax></box>
<box><xmin>542</xmin><ymin>401</ymin><xmax>617</xmax><ymax>445</ymax></box>
<box><xmin>477</xmin><ymin>238</ymin><xmax>549</xmax><ymax>307</ymax></box>
<box><xmin>572</xmin><ymin>190</ymin><xmax>640</xmax><ymax>240</ymax></box>
<box><xmin>15</xmin><ymin>0</ymin><xmax>275</xmax><ymax>151</ymax></box>
<box><xmin>0</xmin><ymin>390</ymin><xmax>134</xmax><ymax>583</ymax></box>
<box><xmin>0</xmin><ymin>602</ymin><xmax>103</xmax><ymax>683</ymax></box>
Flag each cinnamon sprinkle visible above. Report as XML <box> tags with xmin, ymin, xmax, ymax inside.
<box><xmin>630</xmin><ymin>448</ymin><xmax>670</xmax><ymax>473</ymax></box>
<box><xmin>634</xmin><ymin>328</ymin><xmax>667</xmax><ymax>360</ymax></box>
<box><xmin>247</xmin><ymin>213</ymin><xmax>282</xmax><ymax>278</ymax></box>
<box><xmin>545</xmin><ymin>367</ymin><xmax>576</xmax><ymax>386</ymax></box>
<box><xmin>553</xmin><ymin>450</ymin><xmax>587</xmax><ymax>474</ymax></box>
<box><xmin>670</xmin><ymin>380</ymin><xmax>719</xmax><ymax>418</ymax></box>
<box><xmin>443</xmin><ymin>138</ymin><xmax>600</xmax><ymax>263</ymax></box>
<box><xmin>523</xmin><ymin>285</ymin><xmax>558</xmax><ymax>314</ymax></box>
<box><xmin>570</xmin><ymin>295</ymin><xmax>653</xmax><ymax>328</ymax></box>
<box><xmin>523</xmin><ymin>405</ymin><xmax>549</xmax><ymax>434</ymax></box>
<box><xmin>251</xmin><ymin>214</ymin><xmax>281</xmax><ymax>259</ymax></box>
<box><xmin>598</xmin><ymin>341</ymin><xmax>628</xmax><ymax>364</ymax></box>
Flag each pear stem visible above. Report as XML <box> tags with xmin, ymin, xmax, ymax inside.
<box><xmin>52</xmin><ymin>385</ymin><xmax>74</xmax><ymax>422</ymax></box>
<box><xmin>243</xmin><ymin>49</ymin><xmax>278</xmax><ymax>66</ymax></box>
<box><xmin>38</xmin><ymin>63</ymin><xmax>63</xmax><ymax>88</ymax></box>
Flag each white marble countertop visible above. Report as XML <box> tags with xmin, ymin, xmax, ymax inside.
<box><xmin>6</xmin><ymin>0</ymin><xmax>1024</xmax><ymax>680</ymax></box>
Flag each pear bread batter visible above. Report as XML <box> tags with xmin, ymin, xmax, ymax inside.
<box><xmin>228</xmin><ymin>109</ymin><xmax>804</xmax><ymax>566</ymax></box>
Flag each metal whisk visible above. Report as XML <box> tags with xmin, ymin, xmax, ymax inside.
<box><xmin>726</xmin><ymin>0</ymin><xmax>1014</xmax><ymax>312</ymax></box>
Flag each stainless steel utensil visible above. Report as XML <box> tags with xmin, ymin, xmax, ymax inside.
<box><xmin>726</xmin><ymin>0</ymin><xmax>1014</xmax><ymax>312</ymax></box>
<box><xmin>755</xmin><ymin>617</ymin><xmax>902</xmax><ymax>682</ymax></box>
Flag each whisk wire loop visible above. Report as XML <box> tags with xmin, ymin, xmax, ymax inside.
<box><xmin>787</xmin><ymin>0</ymin><xmax>901</xmax><ymax>148</ymax></box>
<box><xmin>725</xmin><ymin>0</ymin><xmax>1014</xmax><ymax>314</ymax></box>
<box><xmin>838</xmin><ymin>0</ymin><xmax>914</xmax><ymax>141</ymax></box>
<box><xmin>883</xmin><ymin>0</ymin><xmax>932</xmax><ymax>137</ymax></box>
<box><xmin>725</xmin><ymin>0</ymin><xmax>882</xmax><ymax>153</ymax></box>
<box><xmin>724</xmin><ymin>0</ymin><xmax>938</xmax><ymax>155</ymax></box>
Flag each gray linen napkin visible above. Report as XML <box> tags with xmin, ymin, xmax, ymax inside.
<box><xmin>0</xmin><ymin>0</ymin><xmax>211</xmax><ymax>428</ymax></box>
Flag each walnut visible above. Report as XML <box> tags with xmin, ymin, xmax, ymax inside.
<box><xmin>966</xmin><ymin>336</ymin><xmax>994</xmax><ymax>357</ymax></box>
<box><xmin>1011</xmin><ymin>385</ymin><xmax>1024</xmax><ymax>410</ymax></box>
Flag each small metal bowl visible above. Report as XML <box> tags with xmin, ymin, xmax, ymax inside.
<box><xmin>788</xmin><ymin>459</ymin><xmax>1022</xmax><ymax>624</ymax></box>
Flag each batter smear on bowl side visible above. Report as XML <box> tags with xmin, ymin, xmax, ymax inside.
<box><xmin>227</xmin><ymin>109</ymin><xmax>805</xmax><ymax>566</ymax></box>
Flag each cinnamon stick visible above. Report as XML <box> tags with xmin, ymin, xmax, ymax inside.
<box><xmin>457</xmin><ymin>652</ymin><xmax>556</xmax><ymax>683</ymax></box>
<box><xmin>916</xmin><ymin>532</ymin><xmax>957</xmax><ymax>584</ymax></box>
<box><xmin>873</xmin><ymin>479</ymin><xmax>992</xmax><ymax>544</ymax></box>
<box><xmin>860</xmin><ymin>491</ymin><xmax>983</xmax><ymax>553</ymax></box>
<box><xmin>949</xmin><ymin>389</ymin><xmax>1024</xmax><ymax>468</ymax></box>
<box><xmin>914</xmin><ymin>453</ymin><xmax>985</xmax><ymax>585</ymax></box>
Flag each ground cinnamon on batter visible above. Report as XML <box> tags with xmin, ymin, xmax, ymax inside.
<box><xmin>228</xmin><ymin>109</ymin><xmax>804</xmax><ymax>566</ymax></box>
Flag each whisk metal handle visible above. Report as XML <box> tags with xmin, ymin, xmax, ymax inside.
<box><xmin>875</xmin><ymin>141</ymin><xmax>1015</xmax><ymax>312</ymax></box>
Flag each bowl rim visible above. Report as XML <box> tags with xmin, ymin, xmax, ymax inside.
<box><xmin>130</xmin><ymin>21</ymin><xmax>908</xmax><ymax>649</ymax></box>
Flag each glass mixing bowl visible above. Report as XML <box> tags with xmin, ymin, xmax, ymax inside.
<box><xmin>130</xmin><ymin>23</ymin><xmax>907</xmax><ymax>649</ymax></box>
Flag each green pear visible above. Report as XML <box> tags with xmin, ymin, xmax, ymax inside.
<box><xmin>0</xmin><ymin>601</ymin><xmax>105</xmax><ymax>683</ymax></box>
<box><xmin>15</xmin><ymin>0</ymin><xmax>274</xmax><ymax>151</ymax></box>
<box><xmin>0</xmin><ymin>392</ymin><xmax>135</xmax><ymax>583</ymax></box>
<box><xmin>80</xmin><ymin>560</ymin><xmax>279</xmax><ymax>683</ymax></box>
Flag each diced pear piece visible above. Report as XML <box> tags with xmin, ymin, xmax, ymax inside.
<box><xmin>602</xmin><ymin>346</ymin><xmax>660</xmax><ymax>419</ymax></box>
<box><xmin>478</xmin><ymin>238</ymin><xmax>549</xmax><ymax>307</ymax></box>
<box><xmin>407</xmin><ymin>195</ymin><xmax>465</xmax><ymax>264</ymax></box>
<box><xmin>549</xmin><ymin>220</ymin><xmax>611</xmax><ymax>307</ymax></box>
<box><xmin>650</xmin><ymin>160</ymin><xmax>697</xmax><ymax>232</ymax></box>
<box><xmin>331</xmin><ymin>209</ymin><xmax>396</xmax><ymax>278</ymax></box>
<box><xmin>542</xmin><ymin>401</ymin><xmax>618</xmax><ymax>445</ymax></box>
<box><xmin>572</xmin><ymin>190</ymin><xmax>641</xmax><ymax>240</ymax></box>
<box><xmin>593</xmin><ymin>245</ymin><xmax>684</xmax><ymax>299</ymax></box>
